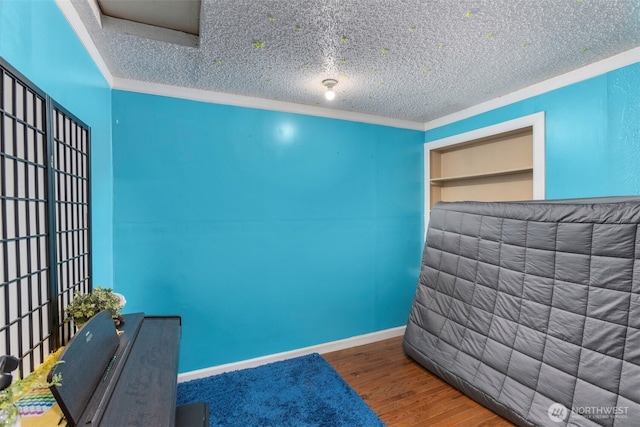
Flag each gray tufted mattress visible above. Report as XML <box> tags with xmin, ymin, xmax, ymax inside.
<box><xmin>403</xmin><ymin>198</ymin><xmax>640</xmax><ymax>427</ymax></box>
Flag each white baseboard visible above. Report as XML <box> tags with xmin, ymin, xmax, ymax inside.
<box><xmin>177</xmin><ymin>326</ymin><xmax>406</xmax><ymax>383</ymax></box>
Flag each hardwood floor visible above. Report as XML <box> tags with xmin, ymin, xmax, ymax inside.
<box><xmin>323</xmin><ymin>336</ymin><xmax>514</xmax><ymax>427</ymax></box>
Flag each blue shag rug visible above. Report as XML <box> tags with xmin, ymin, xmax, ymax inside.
<box><xmin>177</xmin><ymin>353</ymin><xmax>386</xmax><ymax>427</ymax></box>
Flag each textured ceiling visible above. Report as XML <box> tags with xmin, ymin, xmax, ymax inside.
<box><xmin>69</xmin><ymin>0</ymin><xmax>640</xmax><ymax>123</ymax></box>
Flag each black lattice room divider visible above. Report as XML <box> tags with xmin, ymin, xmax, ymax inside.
<box><xmin>51</xmin><ymin>104</ymin><xmax>92</xmax><ymax>352</ymax></box>
<box><xmin>0</xmin><ymin>58</ymin><xmax>91</xmax><ymax>376</ymax></box>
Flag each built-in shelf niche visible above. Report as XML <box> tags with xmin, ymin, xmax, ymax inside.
<box><xmin>429</xmin><ymin>127</ymin><xmax>533</xmax><ymax>209</ymax></box>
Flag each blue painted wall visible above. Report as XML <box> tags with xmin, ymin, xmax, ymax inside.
<box><xmin>112</xmin><ymin>91</ymin><xmax>424</xmax><ymax>372</ymax></box>
<box><xmin>425</xmin><ymin>61</ymin><xmax>640</xmax><ymax>198</ymax></box>
<box><xmin>0</xmin><ymin>0</ymin><xmax>114</xmax><ymax>286</ymax></box>
<box><xmin>9</xmin><ymin>0</ymin><xmax>640</xmax><ymax>376</ymax></box>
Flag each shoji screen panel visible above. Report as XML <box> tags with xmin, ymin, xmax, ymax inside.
<box><xmin>0</xmin><ymin>66</ymin><xmax>52</xmax><ymax>374</ymax></box>
<box><xmin>0</xmin><ymin>58</ymin><xmax>91</xmax><ymax>376</ymax></box>
<box><xmin>52</xmin><ymin>106</ymin><xmax>91</xmax><ymax>346</ymax></box>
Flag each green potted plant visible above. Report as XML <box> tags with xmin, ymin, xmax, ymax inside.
<box><xmin>65</xmin><ymin>287</ymin><xmax>126</xmax><ymax>327</ymax></box>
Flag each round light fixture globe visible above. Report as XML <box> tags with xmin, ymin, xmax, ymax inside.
<box><xmin>322</xmin><ymin>79</ymin><xmax>338</xmax><ymax>101</ymax></box>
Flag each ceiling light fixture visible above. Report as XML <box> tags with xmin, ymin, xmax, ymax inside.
<box><xmin>322</xmin><ymin>79</ymin><xmax>338</xmax><ymax>101</ymax></box>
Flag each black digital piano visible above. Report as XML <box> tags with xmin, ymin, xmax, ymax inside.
<box><xmin>47</xmin><ymin>310</ymin><xmax>208</xmax><ymax>426</ymax></box>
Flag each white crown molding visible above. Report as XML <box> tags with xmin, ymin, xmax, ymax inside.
<box><xmin>112</xmin><ymin>77</ymin><xmax>424</xmax><ymax>131</ymax></box>
<box><xmin>54</xmin><ymin>0</ymin><xmax>422</xmax><ymax>131</ymax></box>
<box><xmin>54</xmin><ymin>0</ymin><xmax>420</xmax><ymax>130</ymax></box>
<box><xmin>57</xmin><ymin>0</ymin><xmax>638</xmax><ymax>134</ymax></box>
<box><xmin>54</xmin><ymin>0</ymin><xmax>114</xmax><ymax>87</ymax></box>
<box><xmin>177</xmin><ymin>326</ymin><xmax>406</xmax><ymax>383</ymax></box>
<box><xmin>424</xmin><ymin>46</ymin><xmax>640</xmax><ymax>132</ymax></box>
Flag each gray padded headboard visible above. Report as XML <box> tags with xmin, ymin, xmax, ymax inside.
<box><xmin>403</xmin><ymin>199</ymin><xmax>640</xmax><ymax>427</ymax></box>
